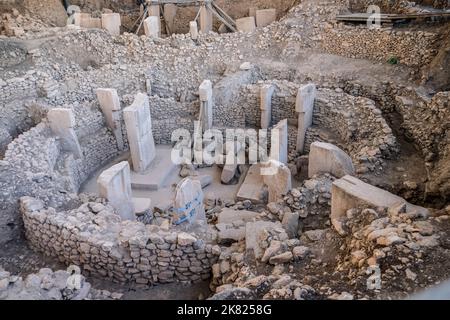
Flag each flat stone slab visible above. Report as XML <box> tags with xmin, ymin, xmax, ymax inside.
<box><xmin>130</xmin><ymin>145</ymin><xmax>177</xmax><ymax>191</ymax></box>
<box><xmin>331</xmin><ymin>175</ymin><xmax>429</xmax><ymax>221</ymax></box>
<box><xmin>236</xmin><ymin>164</ymin><xmax>266</xmax><ymax>204</ymax></box>
<box><xmin>217</xmin><ymin>208</ymin><xmax>258</xmax><ymax>224</ymax></box>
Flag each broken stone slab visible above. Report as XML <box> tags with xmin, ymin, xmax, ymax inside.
<box><xmin>95</xmin><ymin>88</ymin><xmax>124</xmax><ymax>150</ymax></box>
<box><xmin>296</xmin><ymin>84</ymin><xmax>316</xmax><ymax>153</ymax></box>
<box><xmin>123</xmin><ymin>93</ymin><xmax>155</xmax><ymax>173</ymax></box>
<box><xmin>173</xmin><ymin>178</ymin><xmax>205</xmax><ymax>225</ymax></box>
<box><xmin>217</xmin><ymin>208</ymin><xmax>258</xmax><ymax>224</ymax></box>
<box><xmin>245</xmin><ymin>221</ymin><xmax>281</xmax><ymax>259</ymax></box>
<box><xmin>236</xmin><ymin>17</ymin><xmax>256</xmax><ymax>33</ymax></box>
<box><xmin>331</xmin><ymin>175</ymin><xmax>429</xmax><ymax>233</ymax></box>
<box><xmin>256</xmin><ymin>9</ymin><xmax>277</xmax><ymax>27</ymax></box>
<box><xmin>262</xmin><ymin>160</ymin><xmax>292</xmax><ymax>203</ymax></box>
<box><xmin>269</xmin><ymin>251</ymin><xmax>293</xmax><ymax>265</ymax></box>
<box><xmin>47</xmin><ymin>108</ymin><xmax>82</xmax><ymax>159</ymax></box>
<box><xmin>237</xmin><ymin>164</ymin><xmax>267</xmax><ymax>204</ymax></box>
<box><xmin>221</xmin><ymin>140</ymin><xmax>244</xmax><ymax>184</ymax></box>
<box><xmin>101</xmin><ymin>13</ymin><xmax>121</xmax><ymax>36</ymax></box>
<box><xmin>97</xmin><ymin>161</ymin><xmax>136</xmax><ymax>221</ymax></box>
<box><xmin>144</xmin><ymin>16</ymin><xmax>160</xmax><ymax>38</ymax></box>
<box><xmin>308</xmin><ymin>142</ymin><xmax>355</xmax><ymax>178</ymax></box>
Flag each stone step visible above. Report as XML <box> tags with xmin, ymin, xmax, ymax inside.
<box><xmin>130</xmin><ymin>145</ymin><xmax>178</xmax><ymax>191</ymax></box>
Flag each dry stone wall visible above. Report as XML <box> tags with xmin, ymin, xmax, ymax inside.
<box><xmin>322</xmin><ymin>27</ymin><xmax>440</xmax><ymax>68</ymax></box>
<box><xmin>20</xmin><ymin>197</ymin><xmax>220</xmax><ymax>285</ymax></box>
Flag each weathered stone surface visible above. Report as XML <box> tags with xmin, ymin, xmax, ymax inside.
<box><xmin>95</xmin><ymin>88</ymin><xmax>124</xmax><ymax>150</ymax></box>
<box><xmin>173</xmin><ymin>178</ymin><xmax>205</xmax><ymax>224</ymax></box>
<box><xmin>236</xmin><ymin>17</ymin><xmax>256</xmax><ymax>33</ymax></box>
<box><xmin>199</xmin><ymin>5</ymin><xmax>212</xmax><ymax>33</ymax></box>
<box><xmin>296</xmin><ymin>84</ymin><xmax>316</xmax><ymax>153</ymax></box>
<box><xmin>260</xmin><ymin>84</ymin><xmax>275</xmax><ymax>129</ymax></box>
<box><xmin>271</xmin><ymin>119</ymin><xmax>288</xmax><ymax>164</ymax></box>
<box><xmin>217</xmin><ymin>208</ymin><xmax>258</xmax><ymax>224</ymax></box>
<box><xmin>308</xmin><ymin>142</ymin><xmax>355</xmax><ymax>178</ymax></box>
<box><xmin>101</xmin><ymin>13</ymin><xmax>121</xmax><ymax>36</ymax></box>
<box><xmin>47</xmin><ymin>108</ymin><xmax>82</xmax><ymax>159</ymax></box>
<box><xmin>123</xmin><ymin>93</ymin><xmax>155</xmax><ymax>173</ymax></box>
<box><xmin>256</xmin><ymin>9</ymin><xmax>277</xmax><ymax>27</ymax></box>
<box><xmin>281</xmin><ymin>211</ymin><xmax>299</xmax><ymax>239</ymax></box>
<box><xmin>144</xmin><ymin>16</ymin><xmax>160</xmax><ymax>38</ymax></box>
<box><xmin>263</xmin><ymin>160</ymin><xmax>292</xmax><ymax>203</ymax></box>
<box><xmin>199</xmin><ymin>80</ymin><xmax>213</xmax><ymax>131</ymax></box>
<box><xmin>97</xmin><ymin>161</ymin><xmax>135</xmax><ymax>221</ymax></box>
<box><xmin>245</xmin><ymin>221</ymin><xmax>281</xmax><ymax>259</ymax></box>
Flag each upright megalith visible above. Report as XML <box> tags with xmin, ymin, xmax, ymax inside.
<box><xmin>189</xmin><ymin>21</ymin><xmax>199</xmax><ymax>40</ymax></box>
<box><xmin>271</xmin><ymin>119</ymin><xmax>288</xmax><ymax>164</ymax></box>
<box><xmin>263</xmin><ymin>160</ymin><xmax>292</xmax><ymax>203</ymax></box>
<box><xmin>163</xmin><ymin>4</ymin><xmax>177</xmax><ymax>33</ymax></box>
<box><xmin>144</xmin><ymin>16</ymin><xmax>161</xmax><ymax>38</ymax></box>
<box><xmin>296</xmin><ymin>83</ymin><xmax>316</xmax><ymax>153</ymax></box>
<box><xmin>97</xmin><ymin>161</ymin><xmax>135</xmax><ymax>221</ymax></box>
<box><xmin>200</xmin><ymin>5</ymin><xmax>213</xmax><ymax>33</ymax></box>
<box><xmin>260</xmin><ymin>84</ymin><xmax>275</xmax><ymax>129</ymax></box>
<box><xmin>95</xmin><ymin>88</ymin><xmax>124</xmax><ymax>151</ymax></box>
<box><xmin>308</xmin><ymin>142</ymin><xmax>355</xmax><ymax>178</ymax></box>
<box><xmin>123</xmin><ymin>93</ymin><xmax>155</xmax><ymax>173</ymax></box>
<box><xmin>47</xmin><ymin>108</ymin><xmax>82</xmax><ymax>159</ymax></box>
<box><xmin>199</xmin><ymin>80</ymin><xmax>213</xmax><ymax>131</ymax></box>
<box><xmin>101</xmin><ymin>13</ymin><xmax>121</xmax><ymax>36</ymax></box>
<box><xmin>173</xmin><ymin>178</ymin><xmax>205</xmax><ymax>225</ymax></box>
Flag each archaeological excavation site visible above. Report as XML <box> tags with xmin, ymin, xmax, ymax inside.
<box><xmin>0</xmin><ymin>0</ymin><xmax>449</xmax><ymax>302</ymax></box>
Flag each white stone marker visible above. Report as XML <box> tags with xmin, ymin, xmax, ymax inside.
<box><xmin>200</xmin><ymin>5</ymin><xmax>213</xmax><ymax>33</ymax></box>
<box><xmin>199</xmin><ymin>80</ymin><xmax>213</xmax><ymax>131</ymax></box>
<box><xmin>296</xmin><ymin>83</ymin><xmax>316</xmax><ymax>153</ymax></box>
<box><xmin>189</xmin><ymin>21</ymin><xmax>199</xmax><ymax>40</ymax></box>
<box><xmin>236</xmin><ymin>17</ymin><xmax>256</xmax><ymax>33</ymax></box>
<box><xmin>97</xmin><ymin>161</ymin><xmax>136</xmax><ymax>221</ymax></box>
<box><xmin>260</xmin><ymin>84</ymin><xmax>275</xmax><ymax>129</ymax></box>
<box><xmin>271</xmin><ymin>119</ymin><xmax>288</xmax><ymax>164</ymax></box>
<box><xmin>256</xmin><ymin>9</ymin><xmax>277</xmax><ymax>27</ymax></box>
<box><xmin>123</xmin><ymin>93</ymin><xmax>155</xmax><ymax>173</ymax></box>
<box><xmin>144</xmin><ymin>16</ymin><xmax>161</xmax><ymax>38</ymax></box>
<box><xmin>95</xmin><ymin>88</ymin><xmax>124</xmax><ymax>151</ymax></box>
<box><xmin>101</xmin><ymin>13</ymin><xmax>121</xmax><ymax>36</ymax></box>
<box><xmin>47</xmin><ymin>108</ymin><xmax>82</xmax><ymax>159</ymax></box>
<box><xmin>173</xmin><ymin>178</ymin><xmax>205</xmax><ymax>224</ymax></box>
<box><xmin>263</xmin><ymin>159</ymin><xmax>292</xmax><ymax>203</ymax></box>
<box><xmin>308</xmin><ymin>142</ymin><xmax>355</xmax><ymax>178</ymax></box>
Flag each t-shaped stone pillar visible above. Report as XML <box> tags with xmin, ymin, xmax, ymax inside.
<box><xmin>270</xmin><ymin>119</ymin><xmax>288</xmax><ymax>164</ymax></box>
<box><xmin>296</xmin><ymin>83</ymin><xmax>316</xmax><ymax>153</ymax></box>
<box><xmin>95</xmin><ymin>88</ymin><xmax>124</xmax><ymax>151</ymax></box>
<box><xmin>97</xmin><ymin>161</ymin><xmax>136</xmax><ymax>221</ymax></box>
<box><xmin>123</xmin><ymin>93</ymin><xmax>156</xmax><ymax>173</ymax></box>
<box><xmin>260</xmin><ymin>84</ymin><xmax>275</xmax><ymax>129</ymax></box>
<box><xmin>144</xmin><ymin>16</ymin><xmax>161</xmax><ymax>38</ymax></box>
<box><xmin>47</xmin><ymin>108</ymin><xmax>82</xmax><ymax>159</ymax></box>
<box><xmin>199</xmin><ymin>80</ymin><xmax>213</xmax><ymax>131</ymax></box>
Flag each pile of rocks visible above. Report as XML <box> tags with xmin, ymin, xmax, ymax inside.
<box><xmin>0</xmin><ymin>265</ymin><xmax>122</xmax><ymax>300</ymax></box>
<box><xmin>0</xmin><ymin>9</ymin><xmax>49</xmax><ymax>38</ymax></box>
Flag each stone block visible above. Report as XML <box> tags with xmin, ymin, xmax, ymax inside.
<box><xmin>308</xmin><ymin>142</ymin><xmax>355</xmax><ymax>178</ymax></box>
<box><xmin>256</xmin><ymin>9</ymin><xmax>277</xmax><ymax>27</ymax></box>
<box><xmin>236</xmin><ymin>17</ymin><xmax>256</xmax><ymax>33</ymax></box>
<box><xmin>144</xmin><ymin>16</ymin><xmax>161</xmax><ymax>38</ymax></box>
<box><xmin>101</xmin><ymin>13</ymin><xmax>121</xmax><ymax>36</ymax></box>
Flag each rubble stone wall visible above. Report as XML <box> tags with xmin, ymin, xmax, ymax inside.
<box><xmin>20</xmin><ymin>197</ymin><xmax>219</xmax><ymax>285</ymax></box>
<box><xmin>322</xmin><ymin>27</ymin><xmax>440</xmax><ymax>68</ymax></box>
